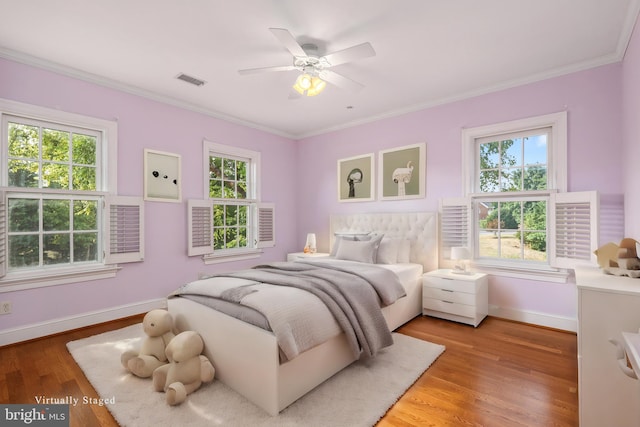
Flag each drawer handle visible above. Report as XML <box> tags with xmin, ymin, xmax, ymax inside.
<box><xmin>441</xmin><ymin>289</ymin><xmax>454</xmax><ymax>293</ymax></box>
<box><xmin>610</xmin><ymin>338</ymin><xmax>638</xmax><ymax>379</ymax></box>
<box><xmin>442</xmin><ymin>300</ymin><xmax>454</xmax><ymax>304</ymax></box>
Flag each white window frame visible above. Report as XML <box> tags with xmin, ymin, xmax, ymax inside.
<box><xmin>449</xmin><ymin>111</ymin><xmax>599</xmax><ymax>282</ymax></box>
<box><xmin>188</xmin><ymin>140</ymin><xmax>274</xmax><ymax>264</ymax></box>
<box><xmin>0</xmin><ymin>99</ymin><xmax>143</xmax><ymax>292</ymax></box>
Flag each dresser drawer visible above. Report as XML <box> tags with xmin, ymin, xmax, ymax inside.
<box><xmin>423</xmin><ymin>276</ymin><xmax>477</xmax><ymax>294</ymax></box>
<box><xmin>423</xmin><ymin>287</ymin><xmax>476</xmax><ymax>305</ymax></box>
<box><xmin>423</xmin><ymin>298</ymin><xmax>476</xmax><ymax>318</ymax></box>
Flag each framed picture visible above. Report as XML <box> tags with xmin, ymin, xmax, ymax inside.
<box><xmin>378</xmin><ymin>142</ymin><xmax>426</xmax><ymax>200</ymax></box>
<box><xmin>337</xmin><ymin>153</ymin><xmax>375</xmax><ymax>202</ymax></box>
<box><xmin>144</xmin><ymin>149</ymin><xmax>182</xmax><ymax>202</ymax></box>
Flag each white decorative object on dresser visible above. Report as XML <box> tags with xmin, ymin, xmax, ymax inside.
<box><xmin>576</xmin><ymin>265</ymin><xmax>640</xmax><ymax>427</ymax></box>
<box><xmin>422</xmin><ymin>269</ymin><xmax>488</xmax><ymax>327</ymax></box>
<box><xmin>286</xmin><ymin>252</ymin><xmax>330</xmax><ymax>262</ymax></box>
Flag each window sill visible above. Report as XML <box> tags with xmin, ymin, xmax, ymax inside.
<box><xmin>471</xmin><ymin>263</ymin><xmax>570</xmax><ymax>283</ymax></box>
<box><xmin>202</xmin><ymin>249</ymin><xmax>262</xmax><ymax>265</ymax></box>
<box><xmin>0</xmin><ymin>265</ymin><xmax>120</xmax><ymax>293</ymax></box>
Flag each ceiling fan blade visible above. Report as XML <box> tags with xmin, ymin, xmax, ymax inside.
<box><xmin>319</xmin><ymin>70</ymin><xmax>364</xmax><ymax>93</ymax></box>
<box><xmin>322</xmin><ymin>42</ymin><xmax>376</xmax><ymax>67</ymax></box>
<box><xmin>269</xmin><ymin>28</ymin><xmax>307</xmax><ymax>58</ymax></box>
<box><xmin>238</xmin><ymin>65</ymin><xmax>297</xmax><ymax>75</ymax></box>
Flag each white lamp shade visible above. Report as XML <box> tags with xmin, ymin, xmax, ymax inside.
<box><xmin>450</xmin><ymin>247</ymin><xmax>471</xmax><ymax>260</ymax></box>
<box><xmin>305</xmin><ymin>233</ymin><xmax>317</xmax><ymax>252</ymax></box>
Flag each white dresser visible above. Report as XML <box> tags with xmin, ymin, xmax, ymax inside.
<box><xmin>422</xmin><ymin>269</ymin><xmax>488</xmax><ymax>327</ymax></box>
<box><xmin>576</xmin><ymin>266</ymin><xmax>640</xmax><ymax>427</ymax></box>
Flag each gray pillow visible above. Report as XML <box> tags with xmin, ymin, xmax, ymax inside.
<box><xmin>376</xmin><ymin>238</ymin><xmax>400</xmax><ymax>264</ymax></box>
<box><xmin>335</xmin><ymin>234</ymin><xmax>384</xmax><ymax>263</ymax></box>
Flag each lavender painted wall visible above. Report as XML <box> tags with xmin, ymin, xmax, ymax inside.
<box><xmin>296</xmin><ymin>64</ymin><xmax>624</xmax><ymax>325</ymax></box>
<box><xmin>0</xmin><ymin>58</ymin><xmax>299</xmax><ymax>332</ymax></box>
<box><xmin>623</xmin><ymin>15</ymin><xmax>640</xmax><ymax>239</ymax></box>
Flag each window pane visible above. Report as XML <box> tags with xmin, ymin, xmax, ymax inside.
<box><xmin>213</xmin><ymin>205</ymin><xmax>224</xmax><ymax>226</ymax></box>
<box><xmin>43</xmin><ymin>199</ymin><xmax>70</xmax><ymax>231</ymax></box>
<box><xmin>42</xmin><ymin>162</ymin><xmax>70</xmax><ymax>189</ymax></box>
<box><xmin>74</xmin><ymin>232</ymin><xmax>98</xmax><ymax>262</ymax></box>
<box><xmin>225</xmin><ymin>227</ymin><xmax>237</xmax><ymax>248</ymax></box>
<box><xmin>238</xmin><ymin>205</ymin><xmax>247</xmax><ymax>226</ymax></box>
<box><xmin>72</xmin><ymin>133</ymin><xmax>96</xmax><ymax>165</ymax></box>
<box><xmin>237</xmin><ymin>161</ymin><xmax>247</xmax><ymax>181</ymax></box>
<box><xmin>479</xmin><ymin>169</ymin><xmax>499</xmax><ymax>192</ymax></box>
<box><xmin>238</xmin><ymin>227</ymin><xmax>247</xmax><ymax>247</ymax></box>
<box><xmin>523</xmin><ymin>135</ymin><xmax>547</xmax><ymax>166</ymax></box>
<box><xmin>209</xmin><ymin>157</ymin><xmax>222</xmax><ymax>179</ymax></box>
<box><xmin>73</xmin><ymin>200</ymin><xmax>98</xmax><ymax>230</ymax></box>
<box><xmin>523</xmin><ymin>166</ymin><xmax>547</xmax><ymax>190</ymax></box>
<box><xmin>42</xmin><ymin>128</ymin><xmax>70</xmax><ymax>161</ymax></box>
<box><xmin>43</xmin><ymin>233</ymin><xmax>70</xmax><ymax>265</ymax></box>
<box><xmin>479</xmin><ymin>142</ymin><xmax>499</xmax><ymax>169</ymax></box>
<box><xmin>501</xmin><ymin>139</ymin><xmax>521</xmax><ymax>168</ymax></box>
<box><xmin>223</xmin><ymin>159</ymin><xmax>236</xmax><ymax>180</ymax></box>
<box><xmin>8</xmin><ymin>199</ymin><xmax>39</xmax><ymax>232</ymax></box>
<box><xmin>8</xmin><ymin>159</ymin><xmax>39</xmax><ymax>187</ymax></box>
<box><xmin>501</xmin><ymin>168</ymin><xmax>521</xmax><ymax>192</ymax></box>
<box><xmin>8</xmin><ymin>235</ymin><xmax>39</xmax><ymax>268</ymax></box>
<box><xmin>237</xmin><ymin>181</ymin><xmax>247</xmax><ymax>199</ymax></box>
<box><xmin>8</xmin><ymin>122</ymin><xmax>39</xmax><ymax>159</ymax></box>
<box><xmin>213</xmin><ymin>227</ymin><xmax>224</xmax><ymax>249</ymax></box>
<box><xmin>225</xmin><ymin>205</ymin><xmax>237</xmax><ymax>226</ymax></box>
<box><xmin>522</xmin><ymin>200</ymin><xmax>547</xmax><ymax>261</ymax></box>
<box><xmin>72</xmin><ymin>166</ymin><xmax>96</xmax><ymax>190</ymax></box>
<box><xmin>210</xmin><ymin>180</ymin><xmax>222</xmax><ymax>198</ymax></box>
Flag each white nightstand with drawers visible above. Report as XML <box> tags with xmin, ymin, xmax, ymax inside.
<box><xmin>422</xmin><ymin>269</ymin><xmax>488</xmax><ymax>327</ymax></box>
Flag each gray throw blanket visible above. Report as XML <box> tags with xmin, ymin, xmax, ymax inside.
<box><xmin>172</xmin><ymin>260</ymin><xmax>406</xmax><ymax>361</ymax></box>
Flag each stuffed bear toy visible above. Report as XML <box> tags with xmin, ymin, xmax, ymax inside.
<box><xmin>121</xmin><ymin>309</ymin><xmax>175</xmax><ymax>378</ymax></box>
<box><xmin>152</xmin><ymin>330</ymin><xmax>215</xmax><ymax>406</ymax></box>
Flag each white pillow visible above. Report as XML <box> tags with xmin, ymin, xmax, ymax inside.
<box><xmin>335</xmin><ymin>239</ymin><xmax>380</xmax><ymax>263</ymax></box>
<box><xmin>376</xmin><ymin>238</ymin><xmax>400</xmax><ymax>264</ymax></box>
<box><xmin>397</xmin><ymin>239</ymin><xmax>411</xmax><ymax>263</ymax></box>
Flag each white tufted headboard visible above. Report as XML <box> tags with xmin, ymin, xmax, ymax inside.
<box><xmin>329</xmin><ymin>212</ymin><xmax>438</xmax><ymax>272</ymax></box>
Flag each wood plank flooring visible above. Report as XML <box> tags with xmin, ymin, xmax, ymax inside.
<box><xmin>0</xmin><ymin>315</ymin><xmax>578</xmax><ymax>426</ymax></box>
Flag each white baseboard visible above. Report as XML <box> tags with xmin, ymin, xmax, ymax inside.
<box><xmin>489</xmin><ymin>305</ymin><xmax>577</xmax><ymax>333</ymax></box>
<box><xmin>0</xmin><ymin>298</ymin><xmax>167</xmax><ymax>346</ymax></box>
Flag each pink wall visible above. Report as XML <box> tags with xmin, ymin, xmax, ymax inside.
<box><xmin>623</xmin><ymin>16</ymin><xmax>640</xmax><ymax>239</ymax></box>
<box><xmin>0</xmin><ymin>58</ymin><xmax>299</xmax><ymax>331</ymax></box>
<box><xmin>296</xmin><ymin>63</ymin><xmax>624</xmax><ymax>324</ymax></box>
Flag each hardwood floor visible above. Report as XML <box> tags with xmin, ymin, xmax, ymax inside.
<box><xmin>0</xmin><ymin>315</ymin><xmax>578</xmax><ymax>426</ymax></box>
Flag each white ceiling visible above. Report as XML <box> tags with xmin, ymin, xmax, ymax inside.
<box><xmin>0</xmin><ymin>0</ymin><xmax>638</xmax><ymax>139</ymax></box>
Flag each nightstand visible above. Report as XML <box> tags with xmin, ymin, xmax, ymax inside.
<box><xmin>286</xmin><ymin>252</ymin><xmax>330</xmax><ymax>262</ymax></box>
<box><xmin>422</xmin><ymin>269</ymin><xmax>488</xmax><ymax>327</ymax></box>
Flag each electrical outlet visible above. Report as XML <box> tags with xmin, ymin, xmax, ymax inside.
<box><xmin>0</xmin><ymin>301</ymin><xmax>11</xmax><ymax>315</ymax></box>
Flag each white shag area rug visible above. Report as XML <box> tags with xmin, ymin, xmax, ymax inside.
<box><xmin>67</xmin><ymin>324</ymin><xmax>444</xmax><ymax>427</ymax></box>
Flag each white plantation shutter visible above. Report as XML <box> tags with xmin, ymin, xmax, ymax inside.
<box><xmin>104</xmin><ymin>196</ymin><xmax>144</xmax><ymax>264</ymax></box>
<box><xmin>549</xmin><ymin>191</ymin><xmax>599</xmax><ymax>269</ymax></box>
<box><xmin>188</xmin><ymin>199</ymin><xmax>213</xmax><ymax>256</ymax></box>
<box><xmin>256</xmin><ymin>203</ymin><xmax>275</xmax><ymax>248</ymax></box>
<box><xmin>439</xmin><ymin>198</ymin><xmax>472</xmax><ymax>264</ymax></box>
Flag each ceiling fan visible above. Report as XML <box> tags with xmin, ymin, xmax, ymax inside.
<box><xmin>238</xmin><ymin>28</ymin><xmax>376</xmax><ymax>97</ymax></box>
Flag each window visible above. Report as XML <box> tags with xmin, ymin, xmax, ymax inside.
<box><xmin>0</xmin><ymin>99</ymin><xmax>143</xmax><ymax>291</ymax></box>
<box><xmin>441</xmin><ymin>112</ymin><xmax>600</xmax><ymax>281</ymax></box>
<box><xmin>188</xmin><ymin>140</ymin><xmax>274</xmax><ymax>262</ymax></box>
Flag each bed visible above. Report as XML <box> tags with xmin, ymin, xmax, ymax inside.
<box><xmin>167</xmin><ymin>212</ymin><xmax>437</xmax><ymax>415</ymax></box>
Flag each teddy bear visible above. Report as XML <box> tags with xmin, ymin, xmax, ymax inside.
<box><xmin>152</xmin><ymin>330</ymin><xmax>216</xmax><ymax>406</ymax></box>
<box><xmin>121</xmin><ymin>309</ymin><xmax>175</xmax><ymax>378</ymax></box>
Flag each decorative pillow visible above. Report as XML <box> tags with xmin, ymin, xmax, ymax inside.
<box><xmin>335</xmin><ymin>238</ymin><xmax>381</xmax><ymax>263</ymax></box>
<box><xmin>376</xmin><ymin>238</ymin><xmax>400</xmax><ymax>264</ymax></box>
<box><xmin>397</xmin><ymin>239</ymin><xmax>411</xmax><ymax>263</ymax></box>
<box><xmin>330</xmin><ymin>232</ymin><xmax>370</xmax><ymax>256</ymax></box>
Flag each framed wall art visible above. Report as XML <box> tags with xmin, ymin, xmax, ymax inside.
<box><xmin>378</xmin><ymin>142</ymin><xmax>426</xmax><ymax>200</ymax></box>
<box><xmin>144</xmin><ymin>149</ymin><xmax>182</xmax><ymax>202</ymax></box>
<box><xmin>337</xmin><ymin>153</ymin><xmax>375</xmax><ymax>202</ymax></box>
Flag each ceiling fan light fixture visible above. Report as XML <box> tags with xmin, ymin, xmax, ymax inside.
<box><xmin>306</xmin><ymin>77</ymin><xmax>327</xmax><ymax>96</ymax></box>
<box><xmin>293</xmin><ymin>73</ymin><xmax>327</xmax><ymax>96</ymax></box>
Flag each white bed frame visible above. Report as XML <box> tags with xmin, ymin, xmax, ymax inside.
<box><xmin>168</xmin><ymin>212</ymin><xmax>438</xmax><ymax>416</ymax></box>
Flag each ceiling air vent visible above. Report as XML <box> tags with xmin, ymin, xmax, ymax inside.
<box><xmin>176</xmin><ymin>73</ymin><xmax>206</xmax><ymax>87</ymax></box>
